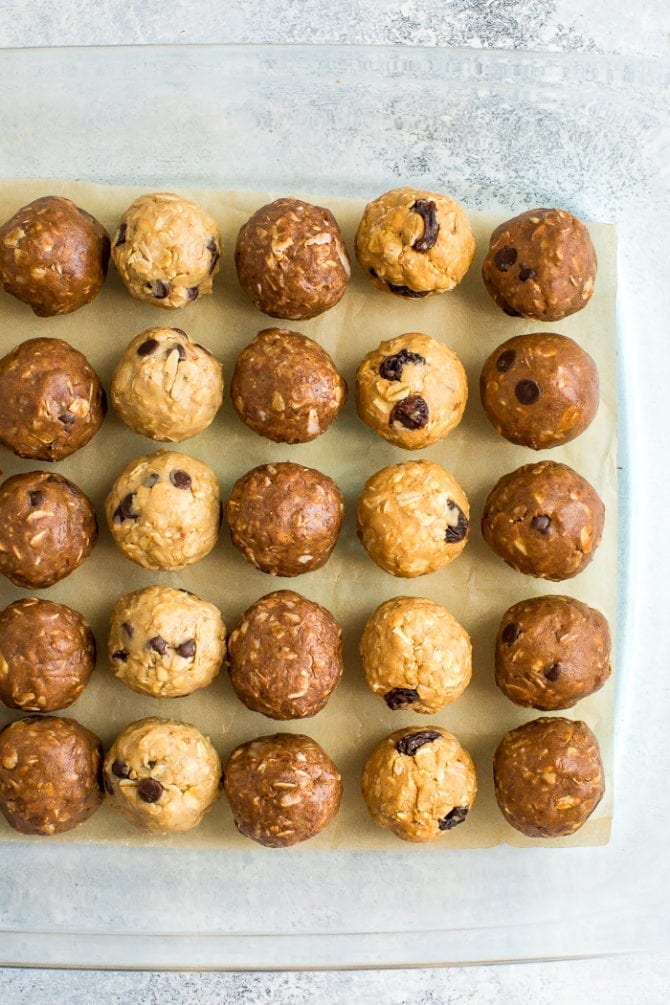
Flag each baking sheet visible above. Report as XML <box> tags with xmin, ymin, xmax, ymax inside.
<box><xmin>0</xmin><ymin>180</ymin><xmax>617</xmax><ymax>849</ymax></box>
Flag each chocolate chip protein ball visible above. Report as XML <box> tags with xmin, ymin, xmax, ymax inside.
<box><xmin>356</xmin><ymin>332</ymin><xmax>467</xmax><ymax>449</ymax></box>
<box><xmin>108</xmin><ymin>586</ymin><xmax>226</xmax><ymax>699</ymax></box>
<box><xmin>105</xmin><ymin>450</ymin><xmax>220</xmax><ymax>571</ymax></box>
<box><xmin>356</xmin><ymin>460</ymin><xmax>469</xmax><ymax>577</ymax></box>
<box><xmin>226</xmin><ymin>462</ymin><xmax>344</xmax><ymax>577</ymax></box>
<box><xmin>355</xmin><ymin>187</ymin><xmax>475</xmax><ymax>299</ymax></box>
<box><xmin>111</xmin><ymin>192</ymin><xmax>221</xmax><ymax>309</ymax></box>
<box><xmin>103</xmin><ymin>717</ymin><xmax>221</xmax><ymax>834</ymax></box>
<box><xmin>481</xmin><ymin>461</ymin><xmax>605</xmax><ymax>581</ymax></box>
<box><xmin>0</xmin><ymin>471</ymin><xmax>97</xmax><ymax>589</ymax></box>
<box><xmin>228</xmin><ymin>590</ymin><xmax>343</xmax><ymax>719</ymax></box>
<box><xmin>0</xmin><ymin>716</ymin><xmax>103</xmax><ymax>835</ymax></box>
<box><xmin>0</xmin><ymin>598</ymin><xmax>96</xmax><ymax>712</ymax></box>
<box><xmin>495</xmin><ymin>595</ymin><xmax>612</xmax><ymax>710</ymax></box>
<box><xmin>482</xmin><ymin>208</ymin><xmax>597</xmax><ymax>321</ymax></box>
<box><xmin>231</xmin><ymin>328</ymin><xmax>347</xmax><ymax>444</ymax></box>
<box><xmin>234</xmin><ymin>197</ymin><xmax>350</xmax><ymax>320</ymax></box>
<box><xmin>223</xmin><ymin>733</ymin><xmax>342</xmax><ymax>847</ymax></box>
<box><xmin>111</xmin><ymin>327</ymin><xmax>223</xmax><ymax>442</ymax></box>
<box><xmin>360</xmin><ymin>727</ymin><xmax>477</xmax><ymax>843</ymax></box>
<box><xmin>493</xmin><ymin>717</ymin><xmax>605</xmax><ymax>838</ymax></box>
<box><xmin>360</xmin><ymin>597</ymin><xmax>471</xmax><ymax>714</ymax></box>
<box><xmin>0</xmin><ymin>337</ymin><xmax>106</xmax><ymax>461</ymax></box>
<box><xmin>0</xmin><ymin>195</ymin><xmax>110</xmax><ymax>317</ymax></box>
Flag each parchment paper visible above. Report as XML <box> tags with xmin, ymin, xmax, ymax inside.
<box><xmin>0</xmin><ymin>181</ymin><xmax>617</xmax><ymax>850</ymax></box>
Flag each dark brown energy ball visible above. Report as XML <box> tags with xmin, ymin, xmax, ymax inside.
<box><xmin>0</xmin><ymin>337</ymin><xmax>106</xmax><ymax>461</ymax></box>
<box><xmin>225</xmin><ymin>462</ymin><xmax>344</xmax><ymax>577</ymax></box>
<box><xmin>481</xmin><ymin>461</ymin><xmax>604</xmax><ymax>581</ymax></box>
<box><xmin>0</xmin><ymin>471</ymin><xmax>98</xmax><ymax>589</ymax></box>
<box><xmin>234</xmin><ymin>197</ymin><xmax>351</xmax><ymax>320</ymax></box>
<box><xmin>482</xmin><ymin>208</ymin><xmax>597</xmax><ymax>321</ymax></box>
<box><xmin>231</xmin><ymin>328</ymin><xmax>347</xmax><ymax>443</ymax></box>
<box><xmin>0</xmin><ymin>598</ymin><xmax>96</xmax><ymax>712</ymax></box>
<box><xmin>223</xmin><ymin>733</ymin><xmax>342</xmax><ymax>847</ymax></box>
<box><xmin>0</xmin><ymin>195</ymin><xmax>110</xmax><ymax>316</ymax></box>
<box><xmin>0</xmin><ymin>715</ymin><xmax>103</xmax><ymax>835</ymax></box>
<box><xmin>493</xmin><ymin>717</ymin><xmax>605</xmax><ymax>838</ymax></box>
<box><xmin>228</xmin><ymin>590</ymin><xmax>343</xmax><ymax>719</ymax></box>
<box><xmin>480</xmin><ymin>333</ymin><xmax>599</xmax><ymax>449</ymax></box>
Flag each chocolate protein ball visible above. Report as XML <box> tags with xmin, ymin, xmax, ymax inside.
<box><xmin>360</xmin><ymin>726</ymin><xmax>477</xmax><ymax>843</ymax></box>
<box><xmin>356</xmin><ymin>460</ymin><xmax>470</xmax><ymax>577</ymax></box>
<box><xmin>355</xmin><ymin>187</ymin><xmax>475</xmax><ymax>299</ymax></box>
<box><xmin>0</xmin><ymin>716</ymin><xmax>103</xmax><ymax>835</ymax></box>
<box><xmin>0</xmin><ymin>598</ymin><xmax>95</xmax><ymax>712</ymax></box>
<box><xmin>356</xmin><ymin>332</ymin><xmax>467</xmax><ymax>449</ymax></box>
<box><xmin>360</xmin><ymin>596</ymin><xmax>471</xmax><ymax>714</ymax></box>
<box><xmin>103</xmin><ymin>717</ymin><xmax>221</xmax><ymax>834</ymax></box>
<box><xmin>480</xmin><ymin>332</ymin><xmax>599</xmax><ymax>449</ymax></box>
<box><xmin>223</xmin><ymin>733</ymin><xmax>342</xmax><ymax>847</ymax></box>
<box><xmin>482</xmin><ymin>208</ymin><xmax>597</xmax><ymax>321</ymax></box>
<box><xmin>0</xmin><ymin>195</ymin><xmax>110</xmax><ymax>317</ymax></box>
<box><xmin>111</xmin><ymin>326</ymin><xmax>223</xmax><ymax>442</ymax></box>
<box><xmin>231</xmin><ymin>328</ymin><xmax>347</xmax><ymax>443</ymax></box>
<box><xmin>228</xmin><ymin>590</ymin><xmax>343</xmax><ymax>719</ymax></box>
<box><xmin>493</xmin><ymin>716</ymin><xmax>605</xmax><ymax>838</ymax></box>
<box><xmin>481</xmin><ymin>461</ymin><xmax>605</xmax><ymax>581</ymax></box>
<box><xmin>495</xmin><ymin>595</ymin><xmax>612</xmax><ymax>710</ymax></box>
<box><xmin>0</xmin><ymin>471</ymin><xmax>97</xmax><ymax>589</ymax></box>
<box><xmin>0</xmin><ymin>337</ymin><xmax>106</xmax><ymax>461</ymax></box>
<box><xmin>235</xmin><ymin>197</ymin><xmax>350</xmax><ymax>321</ymax></box>
<box><xmin>226</xmin><ymin>462</ymin><xmax>344</xmax><ymax>577</ymax></box>
<box><xmin>108</xmin><ymin>586</ymin><xmax>226</xmax><ymax>699</ymax></box>
<box><xmin>112</xmin><ymin>192</ymin><xmax>221</xmax><ymax>309</ymax></box>
<box><xmin>106</xmin><ymin>450</ymin><xmax>221</xmax><ymax>571</ymax></box>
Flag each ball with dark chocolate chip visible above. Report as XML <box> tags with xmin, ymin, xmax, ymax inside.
<box><xmin>493</xmin><ymin>716</ymin><xmax>605</xmax><ymax>838</ymax></box>
<box><xmin>0</xmin><ymin>471</ymin><xmax>98</xmax><ymax>589</ymax></box>
<box><xmin>0</xmin><ymin>195</ymin><xmax>110</xmax><ymax>317</ymax></box>
<box><xmin>482</xmin><ymin>208</ymin><xmax>597</xmax><ymax>321</ymax></box>
<box><xmin>225</xmin><ymin>462</ymin><xmax>344</xmax><ymax>577</ymax></box>
<box><xmin>481</xmin><ymin>461</ymin><xmax>604</xmax><ymax>581</ymax></box>
<box><xmin>495</xmin><ymin>595</ymin><xmax>612</xmax><ymax>710</ymax></box>
<box><xmin>235</xmin><ymin>197</ymin><xmax>350</xmax><ymax>320</ymax></box>
<box><xmin>223</xmin><ymin>733</ymin><xmax>342</xmax><ymax>847</ymax></box>
<box><xmin>0</xmin><ymin>715</ymin><xmax>103</xmax><ymax>835</ymax></box>
<box><xmin>228</xmin><ymin>590</ymin><xmax>343</xmax><ymax>719</ymax></box>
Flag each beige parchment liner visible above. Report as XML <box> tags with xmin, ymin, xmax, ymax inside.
<box><xmin>0</xmin><ymin>181</ymin><xmax>617</xmax><ymax>850</ymax></box>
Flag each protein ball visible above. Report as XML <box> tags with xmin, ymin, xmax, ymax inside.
<box><xmin>356</xmin><ymin>332</ymin><xmax>467</xmax><ymax>449</ymax></box>
<box><xmin>0</xmin><ymin>195</ymin><xmax>110</xmax><ymax>317</ymax></box>
<box><xmin>480</xmin><ymin>332</ymin><xmax>599</xmax><ymax>449</ymax></box>
<box><xmin>0</xmin><ymin>471</ymin><xmax>97</xmax><ymax>589</ymax></box>
<box><xmin>111</xmin><ymin>327</ymin><xmax>223</xmax><ymax>442</ymax></box>
<box><xmin>482</xmin><ymin>208</ymin><xmax>597</xmax><ymax>321</ymax></box>
<box><xmin>105</xmin><ymin>450</ymin><xmax>220</xmax><ymax>571</ymax></box>
<box><xmin>231</xmin><ymin>328</ymin><xmax>347</xmax><ymax>443</ymax></box>
<box><xmin>481</xmin><ymin>461</ymin><xmax>605</xmax><ymax>581</ymax></box>
<box><xmin>103</xmin><ymin>717</ymin><xmax>221</xmax><ymax>834</ymax></box>
<box><xmin>0</xmin><ymin>716</ymin><xmax>103</xmax><ymax>835</ymax></box>
<box><xmin>226</xmin><ymin>462</ymin><xmax>344</xmax><ymax>577</ymax></box>
<box><xmin>360</xmin><ymin>597</ymin><xmax>471</xmax><ymax>714</ymax></box>
<box><xmin>360</xmin><ymin>726</ymin><xmax>477</xmax><ymax>843</ymax></box>
<box><xmin>355</xmin><ymin>187</ymin><xmax>475</xmax><ymax>299</ymax></box>
<box><xmin>223</xmin><ymin>733</ymin><xmax>342</xmax><ymax>847</ymax></box>
<box><xmin>111</xmin><ymin>192</ymin><xmax>221</xmax><ymax>309</ymax></box>
<box><xmin>228</xmin><ymin>590</ymin><xmax>343</xmax><ymax>719</ymax></box>
<box><xmin>234</xmin><ymin>197</ymin><xmax>350</xmax><ymax>320</ymax></box>
<box><xmin>493</xmin><ymin>717</ymin><xmax>605</xmax><ymax>838</ymax></box>
<box><xmin>495</xmin><ymin>595</ymin><xmax>612</xmax><ymax>710</ymax></box>
<box><xmin>356</xmin><ymin>460</ymin><xmax>469</xmax><ymax>577</ymax></box>
<box><xmin>108</xmin><ymin>586</ymin><xmax>226</xmax><ymax>699</ymax></box>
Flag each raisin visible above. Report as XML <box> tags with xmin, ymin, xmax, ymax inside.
<box><xmin>379</xmin><ymin>348</ymin><xmax>426</xmax><ymax>381</ymax></box>
<box><xmin>58</xmin><ymin>411</ymin><xmax>76</xmax><ymax>427</ymax></box>
<box><xmin>384</xmin><ymin>687</ymin><xmax>419</xmax><ymax>710</ymax></box>
<box><xmin>445</xmin><ymin>501</ymin><xmax>468</xmax><ymax>543</ymax></box>
<box><xmin>389</xmin><ymin>394</ymin><xmax>429</xmax><ymax>430</ymax></box>
<box><xmin>412</xmin><ymin>199</ymin><xmax>439</xmax><ymax>253</ymax></box>
<box><xmin>544</xmin><ymin>662</ymin><xmax>562</xmax><ymax>681</ymax></box>
<box><xmin>386</xmin><ymin>281</ymin><xmax>430</xmax><ymax>298</ymax></box>
<box><xmin>28</xmin><ymin>490</ymin><xmax>44</xmax><ymax>507</ymax></box>
<box><xmin>493</xmin><ymin>246</ymin><xmax>517</xmax><ymax>271</ymax></box>
<box><xmin>438</xmin><ymin>806</ymin><xmax>469</xmax><ymax>831</ymax></box>
<box><xmin>496</xmin><ymin>349</ymin><xmax>516</xmax><ymax>372</ymax></box>
<box><xmin>502</xmin><ymin>622</ymin><xmax>521</xmax><ymax>646</ymax></box>
<box><xmin>531</xmin><ymin>514</ymin><xmax>551</xmax><ymax>534</ymax></box>
<box><xmin>396</xmin><ymin>730</ymin><xmax>442</xmax><ymax>756</ymax></box>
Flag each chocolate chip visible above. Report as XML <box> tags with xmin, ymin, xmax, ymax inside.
<box><xmin>28</xmin><ymin>490</ymin><xmax>44</xmax><ymax>507</ymax></box>
<box><xmin>111</xmin><ymin>759</ymin><xmax>130</xmax><ymax>779</ymax></box>
<box><xmin>112</xmin><ymin>649</ymin><xmax>129</xmax><ymax>662</ymax></box>
<box><xmin>493</xmin><ymin>246</ymin><xmax>517</xmax><ymax>271</ymax></box>
<box><xmin>137</xmin><ymin>778</ymin><xmax>163</xmax><ymax>803</ymax></box>
<box><xmin>389</xmin><ymin>394</ymin><xmax>429</xmax><ymax>430</ymax></box>
<box><xmin>115</xmin><ymin>223</ymin><xmax>127</xmax><ymax>247</ymax></box>
<box><xmin>438</xmin><ymin>806</ymin><xmax>469</xmax><ymax>831</ymax></box>
<box><xmin>502</xmin><ymin>622</ymin><xmax>521</xmax><ymax>646</ymax></box>
<box><xmin>496</xmin><ymin>349</ymin><xmax>516</xmax><ymax>372</ymax></box>
<box><xmin>519</xmin><ymin>266</ymin><xmax>537</xmax><ymax>282</ymax></box>
<box><xmin>544</xmin><ymin>662</ymin><xmax>562</xmax><ymax>681</ymax></box>
<box><xmin>176</xmin><ymin>639</ymin><xmax>196</xmax><ymax>659</ymax></box>
<box><xmin>170</xmin><ymin>469</ymin><xmax>192</xmax><ymax>490</ymax></box>
<box><xmin>445</xmin><ymin>501</ymin><xmax>469</xmax><ymax>543</ymax></box>
<box><xmin>149</xmin><ymin>635</ymin><xmax>168</xmax><ymax>655</ymax></box>
<box><xmin>122</xmin><ymin>621</ymin><xmax>134</xmax><ymax>639</ymax></box>
<box><xmin>147</xmin><ymin>279</ymin><xmax>169</xmax><ymax>299</ymax></box>
<box><xmin>412</xmin><ymin>199</ymin><xmax>439</xmax><ymax>253</ymax></box>
<box><xmin>385</xmin><ymin>281</ymin><xmax>431</xmax><ymax>299</ymax></box>
<box><xmin>187</xmin><ymin>286</ymin><xmax>199</xmax><ymax>301</ymax></box>
<box><xmin>58</xmin><ymin>411</ymin><xmax>76</xmax><ymax>427</ymax></box>
<box><xmin>168</xmin><ymin>343</ymin><xmax>186</xmax><ymax>361</ymax></box>
<box><xmin>384</xmin><ymin>687</ymin><xmax>419</xmax><ymax>710</ymax></box>
<box><xmin>143</xmin><ymin>473</ymin><xmax>159</xmax><ymax>488</ymax></box>
<box><xmin>112</xmin><ymin>492</ymin><xmax>139</xmax><ymax>523</ymax></box>
<box><xmin>379</xmin><ymin>348</ymin><xmax>426</xmax><ymax>381</ymax></box>
<box><xmin>137</xmin><ymin>338</ymin><xmax>159</xmax><ymax>357</ymax></box>
<box><xmin>396</xmin><ymin>730</ymin><xmax>442</xmax><ymax>756</ymax></box>
<box><xmin>531</xmin><ymin>514</ymin><xmax>552</xmax><ymax>534</ymax></box>
<box><xmin>515</xmin><ymin>379</ymin><xmax>541</xmax><ymax>404</ymax></box>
